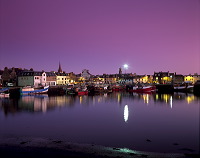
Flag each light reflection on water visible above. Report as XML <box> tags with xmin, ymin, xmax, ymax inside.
<box><xmin>0</xmin><ymin>92</ymin><xmax>199</xmax><ymax>154</ymax></box>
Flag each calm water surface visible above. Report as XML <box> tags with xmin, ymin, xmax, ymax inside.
<box><xmin>0</xmin><ymin>92</ymin><xmax>199</xmax><ymax>154</ymax></box>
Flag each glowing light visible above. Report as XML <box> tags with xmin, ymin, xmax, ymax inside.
<box><xmin>170</xmin><ymin>96</ymin><xmax>173</xmax><ymax>108</ymax></box>
<box><xmin>124</xmin><ymin>105</ymin><xmax>129</xmax><ymax>122</ymax></box>
<box><xmin>143</xmin><ymin>94</ymin><xmax>149</xmax><ymax>104</ymax></box>
<box><xmin>79</xmin><ymin>96</ymin><xmax>82</xmax><ymax>104</ymax></box>
<box><xmin>186</xmin><ymin>96</ymin><xmax>195</xmax><ymax>104</ymax></box>
<box><xmin>123</xmin><ymin>64</ymin><xmax>128</xmax><ymax>69</ymax></box>
<box><xmin>117</xmin><ymin>93</ymin><xmax>121</xmax><ymax>103</ymax></box>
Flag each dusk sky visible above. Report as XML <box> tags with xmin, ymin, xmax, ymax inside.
<box><xmin>0</xmin><ymin>0</ymin><xmax>199</xmax><ymax>75</ymax></box>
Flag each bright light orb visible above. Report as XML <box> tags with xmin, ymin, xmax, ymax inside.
<box><xmin>123</xmin><ymin>64</ymin><xmax>128</xmax><ymax>69</ymax></box>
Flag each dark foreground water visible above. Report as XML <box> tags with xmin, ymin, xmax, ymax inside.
<box><xmin>0</xmin><ymin>92</ymin><xmax>199</xmax><ymax>154</ymax></box>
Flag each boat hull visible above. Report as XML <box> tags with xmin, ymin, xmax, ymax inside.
<box><xmin>173</xmin><ymin>86</ymin><xmax>193</xmax><ymax>93</ymax></box>
<box><xmin>78</xmin><ymin>91</ymin><xmax>88</xmax><ymax>95</ymax></box>
<box><xmin>21</xmin><ymin>86</ymin><xmax>49</xmax><ymax>95</ymax></box>
<box><xmin>129</xmin><ymin>86</ymin><xmax>154</xmax><ymax>93</ymax></box>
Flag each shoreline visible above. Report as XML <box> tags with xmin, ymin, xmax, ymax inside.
<box><xmin>0</xmin><ymin>137</ymin><xmax>196</xmax><ymax>158</ymax></box>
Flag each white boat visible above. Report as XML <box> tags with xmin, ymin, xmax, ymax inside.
<box><xmin>21</xmin><ymin>86</ymin><xmax>49</xmax><ymax>95</ymax></box>
<box><xmin>174</xmin><ymin>84</ymin><xmax>194</xmax><ymax>92</ymax></box>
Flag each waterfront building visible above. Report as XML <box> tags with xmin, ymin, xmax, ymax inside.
<box><xmin>118</xmin><ymin>74</ymin><xmax>133</xmax><ymax>85</ymax></box>
<box><xmin>153</xmin><ymin>71</ymin><xmax>174</xmax><ymax>84</ymax></box>
<box><xmin>102</xmin><ymin>74</ymin><xmax>118</xmax><ymax>84</ymax></box>
<box><xmin>56</xmin><ymin>72</ymin><xmax>67</xmax><ymax>85</ymax></box>
<box><xmin>133</xmin><ymin>75</ymin><xmax>152</xmax><ymax>84</ymax></box>
<box><xmin>173</xmin><ymin>73</ymin><xmax>184</xmax><ymax>84</ymax></box>
<box><xmin>67</xmin><ymin>72</ymin><xmax>76</xmax><ymax>84</ymax></box>
<box><xmin>18</xmin><ymin>70</ymin><xmax>47</xmax><ymax>87</ymax></box>
<box><xmin>91</xmin><ymin>75</ymin><xmax>105</xmax><ymax>85</ymax></box>
<box><xmin>184</xmin><ymin>74</ymin><xmax>200</xmax><ymax>84</ymax></box>
<box><xmin>46</xmin><ymin>72</ymin><xmax>57</xmax><ymax>86</ymax></box>
<box><xmin>81</xmin><ymin>69</ymin><xmax>92</xmax><ymax>80</ymax></box>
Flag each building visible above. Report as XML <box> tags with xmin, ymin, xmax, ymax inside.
<box><xmin>184</xmin><ymin>74</ymin><xmax>200</xmax><ymax>84</ymax></box>
<box><xmin>81</xmin><ymin>69</ymin><xmax>92</xmax><ymax>80</ymax></box>
<box><xmin>153</xmin><ymin>71</ymin><xmax>174</xmax><ymax>84</ymax></box>
<box><xmin>173</xmin><ymin>73</ymin><xmax>184</xmax><ymax>84</ymax></box>
<box><xmin>18</xmin><ymin>71</ymin><xmax>47</xmax><ymax>87</ymax></box>
<box><xmin>46</xmin><ymin>72</ymin><xmax>57</xmax><ymax>86</ymax></box>
<box><xmin>133</xmin><ymin>75</ymin><xmax>152</xmax><ymax>84</ymax></box>
<box><xmin>56</xmin><ymin>72</ymin><xmax>67</xmax><ymax>85</ymax></box>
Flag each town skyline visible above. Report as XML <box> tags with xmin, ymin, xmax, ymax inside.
<box><xmin>0</xmin><ymin>64</ymin><xmax>199</xmax><ymax>76</ymax></box>
<box><xmin>0</xmin><ymin>0</ymin><xmax>199</xmax><ymax>75</ymax></box>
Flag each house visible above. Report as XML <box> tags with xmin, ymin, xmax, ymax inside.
<box><xmin>133</xmin><ymin>75</ymin><xmax>152</xmax><ymax>84</ymax></box>
<box><xmin>118</xmin><ymin>74</ymin><xmax>133</xmax><ymax>85</ymax></box>
<box><xmin>153</xmin><ymin>71</ymin><xmax>174</xmax><ymax>84</ymax></box>
<box><xmin>103</xmin><ymin>74</ymin><xmax>118</xmax><ymax>84</ymax></box>
<box><xmin>91</xmin><ymin>75</ymin><xmax>105</xmax><ymax>85</ymax></box>
<box><xmin>18</xmin><ymin>71</ymin><xmax>47</xmax><ymax>87</ymax></box>
<box><xmin>56</xmin><ymin>72</ymin><xmax>67</xmax><ymax>85</ymax></box>
<box><xmin>81</xmin><ymin>69</ymin><xmax>92</xmax><ymax>80</ymax></box>
<box><xmin>173</xmin><ymin>73</ymin><xmax>184</xmax><ymax>84</ymax></box>
<box><xmin>184</xmin><ymin>74</ymin><xmax>200</xmax><ymax>84</ymax></box>
<box><xmin>46</xmin><ymin>72</ymin><xmax>57</xmax><ymax>86</ymax></box>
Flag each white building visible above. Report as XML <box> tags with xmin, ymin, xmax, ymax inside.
<box><xmin>81</xmin><ymin>69</ymin><xmax>91</xmax><ymax>80</ymax></box>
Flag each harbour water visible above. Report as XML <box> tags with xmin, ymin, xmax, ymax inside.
<box><xmin>0</xmin><ymin>92</ymin><xmax>199</xmax><ymax>154</ymax></box>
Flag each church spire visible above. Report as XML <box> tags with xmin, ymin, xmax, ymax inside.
<box><xmin>58</xmin><ymin>62</ymin><xmax>63</xmax><ymax>73</ymax></box>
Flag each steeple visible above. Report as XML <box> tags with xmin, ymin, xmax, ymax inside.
<box><xmin>58</xmin><ymin>62</ymin><xmax>63</xmax><ymax>73</ymax></box>
<box><xmin>119</xmin><ymin>67</ymin><xmax>122</xmax><ymax>75</ymax></box>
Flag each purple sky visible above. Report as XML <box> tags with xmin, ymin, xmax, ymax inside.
<box><xmin>0</xmin><ymin>0</ymin><xmax>199</xmax><ymax>75</ymax></box>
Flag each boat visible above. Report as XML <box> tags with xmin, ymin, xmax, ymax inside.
<box><xmin>77</xmin><ymin>86</ymin><xmax>88</xmax><ymax>95</ymax></box>
<box><xmin>21</xmin><ymin>86</ymin><xmax>49</xmax><ymax>95</ymax></box>
<box><xmin>131</xmin><ymin>86</ymin><xmax>153</xmax><ymax>93</ymax></box>
<box><xmin>0</xmin><ymin>87</ymin><xmax>9</xmax><ymax>93</ymax></box>
<box><xmin>0</xmin><ymin>88</ymin><xmax>10</xmax><ymax>98</ymax></box>
<box><xmin>78</xmin><ymin>91</ymin><xmax>88</xmax><ymax>95</ymax></box>
<box><xmin>127</xmin><ymin>84</ymin><xmax>156</xmax><ymax>93</ymax></box>
<box><xmin>174</xmin><ymin>83</ymin><xmax>194</xmax><ymax>93</ymax></box>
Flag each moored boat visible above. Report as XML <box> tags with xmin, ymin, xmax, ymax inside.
<box><xmin>78</xmin><ymin>91</ymin><xmax>88</xmax><ymax>95</ymax></box>
<box><xmin>129</xmin><ymin>86</ymin><xmax>153</xmax><ymax>93</ymax></box>
<box><xmin>0</xmin><ymin>88</ymin><xmax>10</xmax><ymax>98</ymax></box>
<box><xmin>174</xmin><ymin>83</ymin><xmax>194</xmax><ymax>93</ymax></box>
<box><xmin>21</xmin><ymin>86</ymin><xmax>49</xmax><ymax>95</ymax></box>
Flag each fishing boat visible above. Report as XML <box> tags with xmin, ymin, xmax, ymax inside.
<box><xmin>21</xmin><ymin>86</ymin><xmax>49</xmax><ymax>95</ymax></box>
<box><xmin>128</xmin><ymin>85</ymin><xmax>156</xmax><ymax>93</ymax></box>
<box><xmin>130</xmin><ymin>86</ymin><xmax>152</xmax><ymax>93</ymax></box>
<box><xmin>77</xmin><ymin>86</ymin><xmax>88</xmax><ymax>95</ymax></box>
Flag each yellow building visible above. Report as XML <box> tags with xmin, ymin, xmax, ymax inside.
<box><xmin>184</xmin><ymin>74</ymin><xmax>200</xmax><ymax>84</ymax></box>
